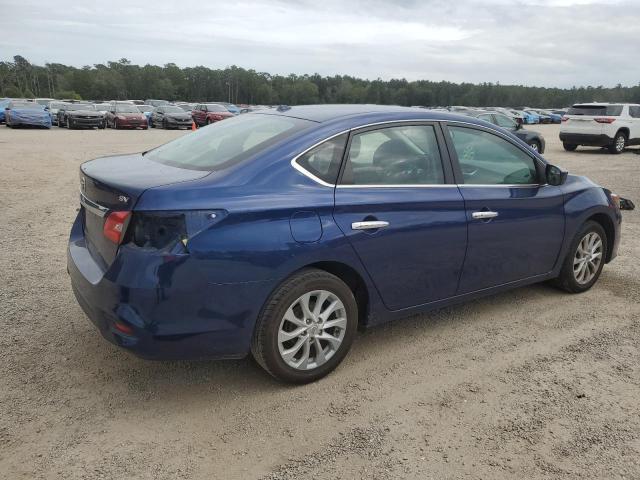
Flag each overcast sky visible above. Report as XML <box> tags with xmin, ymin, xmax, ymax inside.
<box><xmin>1</xmin><ymin>0</ymin><xmax>638</xmax><ymax>88</ymax></box>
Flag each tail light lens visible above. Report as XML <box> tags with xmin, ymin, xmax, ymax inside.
<box><xmin>103</xmin><ymin>211</ymin><xmax>131</xmax><ymax>244</ymax></box>
<box><xmin>594</xmin><ymin>117</ymin><xmax>616</xmax><ymax>124</ymax></box>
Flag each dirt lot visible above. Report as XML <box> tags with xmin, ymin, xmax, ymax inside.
<box><xmin>1</xmin><ymin>124</ymin><xmax>639</xmax><ymax>479</ymax></box>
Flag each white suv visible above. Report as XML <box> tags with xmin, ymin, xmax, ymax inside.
<box><xmin>559</xmin><ymin>103</ymin><xmax>640</xmax><ymax>154</ymax></box>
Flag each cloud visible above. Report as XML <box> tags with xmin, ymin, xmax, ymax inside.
<box><xmin>0</xmin><ymin>0</ymin><xmax>637</xmax><ymax>87</ymax></box>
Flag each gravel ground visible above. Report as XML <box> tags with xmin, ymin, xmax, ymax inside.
<box><xmin>1</xmin><ymin>124</ymin><xmax>639</xmax><ymax>480</ymax></box>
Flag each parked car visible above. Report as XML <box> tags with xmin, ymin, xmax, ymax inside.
<box><xmin>105</xmin><ymin>103</ymin><xmax>148</xmax><ymax>130</ymax></box>
<box><xmin>58</xmin><ymin>103</ymin><xmax>105</xmax><ymax>129</ymax></box>
<box><xmin>525</xmin><ymin>109</ymin><xmax>550</xmax><ymax>124</ymax></box>
<box><xmin>511</xmin><ymin>109</ymin><xmax>537</xmax><ymax>125</ymax></box>
<box><xmin>149</xmin><ymin>105</ymin><xmax>193</xmax><ymax>129</ymax></box>
<box><xmin>220</xmin><ymin>102</ymin><xmax>240</xmax><ymax>115</ymax></box>
<box><xmin>0</xmin><ymin>98</ymin><xmax>10</xmax><ymax>123</ymax></box>
<box><xmin>5</xmin><ymin>100</ymin><xmax>52</xmax><ymax>128</ymax></box>
<box><xmin>536</xmin><ymin>109</ymin><xmax>562</xmax><ymax>124</ymax></box>
<box><xmin>68</xmin><ymin>105</ymin><xmax>623</xmax><ymax>383</ymax></box>
<box><xmin>465</xmin><ymin>110</ymin><xmax>546</xmax><ymax>153</ymax></box>
<box><xmin>560</xmin><ymin>103</ymin><xmax>640</xmax><ymax>154</ymax></box>
<box><xmin>137</xmin><ymin>105</ymin><xmax>154</xmax><ymax>125</ymax></box>
<box><xmin>47</xmin><ymin>101</ymin><xmax>68</xmax><ymax>125</ymax></box>
<box><xmin>191</xmin><ymin>103</ymin><xmax>234</xmax><ymax>126</ymax></box>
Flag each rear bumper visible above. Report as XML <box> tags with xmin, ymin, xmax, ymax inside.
<box><xmin>67</xmin><ymin>212</ymin><xmax>271</xmax><ymax>360</ymax></box>
<box><xmin>560</xmin><ymin>132</ymin><xmax>612</xmax><ymax>147</ymax></box>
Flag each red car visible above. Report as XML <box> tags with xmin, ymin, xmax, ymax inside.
<box><xmin>191</xmin><ymin>103</ymin><xmax>234</xmax><ymax>127</ymax></box>
<box><xmin>106</xmin><ymin>103</ymin><xmax>148</xmax><ymax>130</ymax></box>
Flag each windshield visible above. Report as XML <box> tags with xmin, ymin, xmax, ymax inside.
<box><xmin>205</xmin><ymin>104</ymin><xmax>227</xmax><ymax>112</ymax></box>
<box><xmin>568</xmin><ymin>105</ymin><xmax>623</xmax><ymax>116</ymax></box>
<box><xmin>66</xmin><ymin>104</ymin><xmax>95</xmax><ymax>111</ymax></box>
<box><xmin>145</xmin><ymin>114</ymin><xmax>313</xmax><ymax>171</ymax></box>
<box><xmin>178</xmin><ymin>104</ymin><xmax>193</xmax><ymax>111</ymax></box>
<box><xmin>94</xmin><ymin>104</ymin><xmax>111</xmax><ymax>110</ymax></box>
<box><xmin>49</xmin><ymin>102</ymin><xmax>66</xmax><ymax>109</ymax></box>
<box><xmin>115</xmin><ymin>104</ymin><xmax>140</xmax><ymax>113</ymax></box>
<box><xmin>163</xmin><ymin>106</ymin><xmax>184</xmax><ymax>113</ymax></box>
<box><xmin>9</xmin><ymin>101</ymin><xmax>42</xmax><ymax>109</ymax></box>
<box><xmin>137</xmin><ymin>105</ymin><xmax>153</xmax><ymax>112</ymax></box>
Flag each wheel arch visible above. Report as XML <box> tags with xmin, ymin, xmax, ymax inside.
<box><xmin>586</xmin><ymin>213</ymin><xmax>615</xmax><ymax>262</ymax></box>
<box><xmin>616</xmin><ymin>127</ymin><xmax>630</xmax><ymax>140</ymax></box>
<box><xmin>305</xmin><ymin>261</ymin><xmax>370</xmax><ymax>329</ymax></box>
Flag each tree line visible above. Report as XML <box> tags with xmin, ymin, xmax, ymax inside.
<box><xmin>2</xmin><ymin>55</ymin><xmax>639</xmax><ymax>108</ymax></box>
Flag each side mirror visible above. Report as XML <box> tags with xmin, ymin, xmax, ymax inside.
<box><xmin>515</xmin><ymin>122</ymin><xmax>522</xmax><ymax>130</ymax></box>
<box><xmin>546</xmin><ymin>164</ymin><xmax>567</xmax><ymax>186</ymax></box>
<box><xmin>110</xmin><ymin>110</ymin><xmax>116</xmax><ymax>114</ymax></box>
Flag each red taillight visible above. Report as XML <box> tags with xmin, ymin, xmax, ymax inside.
<box><xmin>594</xmin><ymin>117</ymin><xmax>616</xmax><ymax>124</ymax></box>
<box><xmin>561</xmin><ymin>116</ymin><xmax>569</xmax><ymax>122</ymax></box>
<box><xmin>103</xmin><ymin>211</ymin><xmax>131</xmax><ymax>244</ymax></box>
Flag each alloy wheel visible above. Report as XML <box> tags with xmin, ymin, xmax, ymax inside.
<box><xmin>277</xmin><ymin>290</ymin><xmax>347</xmax><ymax>371</ymax></box>
<box><xmin>573</xmin><ymin>232</ymin><xmax>603</xmax><ymax>285</ymax></box>
<box><xmin>615</xmin><ymin>135</ymin><xmax>626</xmax><ymax>153</ymax></box>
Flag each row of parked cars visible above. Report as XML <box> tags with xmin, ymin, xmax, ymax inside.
<box><xmin>439</xmin><ymin>106</ymin><xmax>566</xmax><ymax>125</ymax></box>
<box><xmin>0</xmin><ymin>97</ymin><xmax>247</xmax><ymax>129</ymax></box>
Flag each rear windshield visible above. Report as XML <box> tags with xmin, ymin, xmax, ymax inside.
<box><xmin>145</xmin><ymin>114</ymin><xmax>313</xmax><ymax>171</ymax></box>
<box><xmin>568</xmin><ymin>105</ymin><xmax>623</xmax><ymax>116</ymax></box>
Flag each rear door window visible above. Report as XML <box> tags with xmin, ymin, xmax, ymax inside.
<box><xmin>568</xmin><ymin>105</ymin><xmax>623</xmax><ymax>116</ymax></box>
<box><xmin>629</xmin><ymin>106</ymin><xmax>640</xmax><ymax>118</ymax></box>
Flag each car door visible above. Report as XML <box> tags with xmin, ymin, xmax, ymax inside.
<box><xmin>444</xmin><ymin>123</ymin><xmax>565</xmax><ymax>293</ymax></box>
<box><xmin>333</xmin><ymin>122</ymin><xmax>468</xmax><ymax>311</ymax></box>
<box><xmin>153</xmin><ymin>107</ymin><xmax>162</xmax><ymax>124</ymax></box>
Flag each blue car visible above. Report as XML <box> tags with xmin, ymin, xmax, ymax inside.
<box><xmin>68</xmin><ymin>105</ymin><xmax>623</xmax><ymax>383</ymax></box>
<box><xmin>5</xmin><ymin>100</ymin><xmax>52</xmax><ymax>128</ymax></box>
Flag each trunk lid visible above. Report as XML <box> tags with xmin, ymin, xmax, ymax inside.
<box><xmin>79</xmin><ymin>153</ymin><xmax>209</xmax><ymax>269</ymax></box>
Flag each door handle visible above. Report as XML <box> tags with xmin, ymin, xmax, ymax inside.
<box><xmin>472</xmin><ymin>211</ymin><xmax>499</xmax><ymax>220</ymax></box>
<box><xmin>351</xmin><ymin>221</ymin><xmax>390</xmax><ymax>230</ymax></box>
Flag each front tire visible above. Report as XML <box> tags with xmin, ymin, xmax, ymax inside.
<box><xmin>563</xmin><ymin>143</ymin><xmax>578</xmax><ymax>152</ymax></box>
<box><xmin>251</xmin><ymin>269</ymin><xmax>358</xmax><ymax>383</ymax></box>
<box><xmin>553</xmin><ymin>221</ymin><xmax>607</xmax><ymax>293</ymax></box>
<box><xmin>608</xmin><ymin>131</ymin><xmax>626</xmax><ymax>154</ymax></box>
<box><xmin>528</xmin><ymin>140</ymin><xmax>541</xmax><ymax>153</ymax></box>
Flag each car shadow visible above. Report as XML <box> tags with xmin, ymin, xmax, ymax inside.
<box><xmin>70</xmin><ymin>282</ymin><xmax>565</xmax><ymax>401</ymax></box>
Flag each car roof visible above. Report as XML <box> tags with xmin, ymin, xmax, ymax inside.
<box><xmin>255</xmin><ymin>104</ymin><xmax>491</xmax><ymax>125</ymax></box>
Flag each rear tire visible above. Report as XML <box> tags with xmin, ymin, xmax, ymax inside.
<box><xmin>563</xmin><ymin>143</ymin><xmax>578</xmax><ymax>152</ymax></box>
<box><xmin>608</xmin><ymin>131</ymin><xmax>626</xmax><ymax>154</ymax></box>
<box><xmin>553</xmin><ymin>221</ymin><xmax>607</xmax><ymax>293</ymax></box>
<box><xmin>113</xmin><ymin>119</ymin><xmax>118</xmax><ymax>130</ymax></box>
<box><xmin>251</xmin><ymin>269</ymin><xmax>358</xmax><ymax>384</ymax></box>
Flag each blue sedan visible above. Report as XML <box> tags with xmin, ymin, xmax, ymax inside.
<box><xmin>5</xmin><ymin>100</ymin><xmax>52</xmax><ymax>128</ymax></box>
<box><xmin>68</xmin><ymin>105</ymin><xmax>623</xmax><ymax>383</ymax></box>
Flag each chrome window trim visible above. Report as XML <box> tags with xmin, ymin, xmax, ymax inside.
<box><xmin>290</xmin><ymin>118</ymin><xmax>547</xmax><ymax>189</ymax></box>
